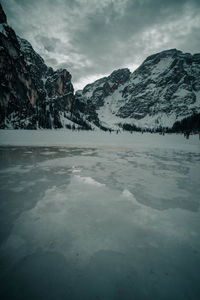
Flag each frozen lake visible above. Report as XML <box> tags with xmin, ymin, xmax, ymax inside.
<box><xmin>0</xmin><ymin>131</ymin><xmax>200</xmax><ymax>299</ymax></box>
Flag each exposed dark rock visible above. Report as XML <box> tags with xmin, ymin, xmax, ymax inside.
<box><xmin>0</xmin><ymin>3</ymin><xmax>7</xmax><ymax>23</ymax></box>
<box><xmin>0</xmin><ymin>4</ymin><xmax>90</xmax><ymax>130</ymax></box>
<box><xmin>79</xmin><ymin>68</ymin><xmax>131</xmax><ymax>109</ymax></box>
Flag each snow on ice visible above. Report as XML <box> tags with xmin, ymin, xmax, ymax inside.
<box><xmin>0</xmin><ymin>130</ymin><xmax>200</xmax><ymax>300</ymax></box>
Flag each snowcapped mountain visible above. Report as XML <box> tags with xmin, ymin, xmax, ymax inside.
<box><xmin>0</xmin><ymin>4</ymin><xmax>91</xmax><ymax>130</ymax></box>
<box><xmin>76</xmin><ymin>49</ymin><xmax>200</xmax><ymax>130</ymax></box>
<box><xmin>0</xmin><ymin>3</ymin><xmax>199</xmax><ymax>131</ymax></box>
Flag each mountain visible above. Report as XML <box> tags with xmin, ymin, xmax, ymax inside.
<box><xmin>76</xmin><ymin>49</ymin><xmax>200</xmax><ymax>131</ymax></box>
<box><xmin>1</xmin><ymin>3</ymin><xmax>199</xmax><ymax>132</ymax></box>
<box><xmin>74</xmin><ymin>69</ymin><xmax>131</xmax><ymax>130</ymax></box>
<box><xmin>0</xmin><ymin>4</ymin><xmax>91</xmax><ymax>130</ymax></box>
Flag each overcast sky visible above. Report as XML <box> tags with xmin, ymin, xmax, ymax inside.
<box><xmin>2</xmin><ymin>0</ymin><xmax>200</xmax><ymax>90</ymax></box>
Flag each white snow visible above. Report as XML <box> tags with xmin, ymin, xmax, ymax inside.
<box><xmin>0</xmin><ymin>130</ymin><xmax>199</xmax><ymax>152</ymax></box>
<box><xmin>122</xmin><ymin>189</ymin><xmax>133</xmax><ymax>198</ymax></box>
<box><xmin>72</xmin><ymin>169</ymin><xmax>81</xmax><ymax>173</ymax></box>
<box><xmin>95</xmin><ymin>86</ymin><xmax>192</xmax><ymax>130</ymax></box>
<box><xmin>173</xmin><ymin>88</ymin><xmax>190</xmax><ymax>98</ymax></box>
<box><xmin>74</xmin><ymin>175</ymin><xmax>105</xmax><ymax>187</ymax></box>
<box><xmin>0</xmin><ymin>130</ymin><xmax>200</xmax><ymax>300</ymax></box>
<box><xmin>40</xmin><ymin>151</ymin><xmax>57</xmax><ymax>155</ymax></box>
<box><xmin>129</xmin><ymin>75</ymin><xmax>142</xmax><ymax>84</ymax></box>
<box><xmin>0</xmin><ymin>130</ymin><xmax>200</xmax><ymax>299</ymax></box>
<box><xmin>146</xmin><ymin>56</ymin><xmax>173</xmax><ymax>79</ymax></box>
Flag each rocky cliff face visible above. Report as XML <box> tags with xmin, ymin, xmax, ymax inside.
<box><xmin>74</xmin><ymin>68</ymin><xmax>131</xmax><ymax>129</ymax></box>
<box><xmin>78</xmin><ymin>68</ymin><xmax>131</xmax><ymax>108</ymax></box>
<box><xmin>0</xmin><ymin>4</ymin><xmax>90</xmax><ymax>130</ymax></box>
<box><xmin>76</xmin><ymin>49</ymin><xmax>200</xmax><ymax>130</ymax></box>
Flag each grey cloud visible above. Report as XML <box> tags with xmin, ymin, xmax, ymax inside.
<box><xmin>35</xmin><ymin>36</ymin><xmax>61</xmax><ymax>52</ymax></box>
<box><xmin>45</xmin><ymin>57</ymin><xmax>58</xmax><ymax>66</ymax></box>
<box><xmin>1</xmin><ymin>0</ymin><xmax>200</xmax><ymax>89</ymax></box>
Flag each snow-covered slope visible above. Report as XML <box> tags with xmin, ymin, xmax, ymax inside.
<box><xmin>76</xmin><ymin>49</ymin><xmax>200</xmax><ymax>130</ymax></box>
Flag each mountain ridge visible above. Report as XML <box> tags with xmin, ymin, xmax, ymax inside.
<box><xmin>0</xmin><ymin>3</ymin><xmax>199</xmax><ymax>132</ymax></box>
<box><xmin>0</xmin><ymin>3</ymin><xmax>91</xmax><ymax>130</ymax></box>
<box><xmin>76</xmin><ymin>48</ymin><xmax>200</xmax><ymax>130</ymax></box>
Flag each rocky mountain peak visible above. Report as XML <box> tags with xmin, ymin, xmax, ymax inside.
<box><xmin>144</xmin><ymin>49</ymin><xmax>182</xmax><ymax>63</ymax></box>
<box><xmin>0</xmin><ymin>4</ymin><xmax>92</xmax><ymax>130</ymax></box>
<box><xmin>76</xmin><ymin>49</ymin><xmax>200</xmax><ymax>130</ymax></box>
<box><xmin>17</xmin><ymin>36</ymin><xmax>47</xmax><ymax>74</ymax></box>
<box><xmin>78</xmin><ymin>68</ymin><xmax>131</xmax><ymax>110</ymax></box>
<box><xmin>108</xmin><ymin>68</ymin><xmax>131</xmax><ymax>83</ymax></box>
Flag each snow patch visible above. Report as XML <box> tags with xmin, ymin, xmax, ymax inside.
<box><xmin>122</xmin><ymin>189</ymin><xmax>133</xmax><ymax>198</ymax></box>
<box><xmin>122</xmin><ymin>189</ymin><xmax>139</xmax><ymax>205</ymax></box>
<box><xmin>74</xmin><ymin>175</ymin><xmax>105</xmax><ymax>187</ymax></box>
<box><xmin>72</xmin><ymin>169</ymin><xmax>81</xmax><ymax>173</ymax></box>
<box><xmin>40</xmin><ymin>151</ymin><xmax>57</xmax><ymax>155</ymax></box>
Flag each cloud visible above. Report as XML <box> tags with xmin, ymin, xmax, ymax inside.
<box><xmin>35</xmin><ymin>36</ymin><xmax>61</xmax><ymax>52</ymax></box>
<box><xmin>2</xmin><ymin>0</ymin><xmax>200</xmax><ymax>90</ymax></box>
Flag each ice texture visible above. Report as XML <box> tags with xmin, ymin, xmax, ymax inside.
<box><xmin>0</xmin><ymin>131</ymin><xmax>200</xmax><ymax>299</ymax></box>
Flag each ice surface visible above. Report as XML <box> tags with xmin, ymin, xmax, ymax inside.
<box><xmin>0</xmin><ymin>131</ymin><xmax>200</xmax><ymax>299</ymax></box>
<box><xmin>74</xmin><ymin>175</ymin><xmax>105</xmax><ymax>186</ymax></box>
